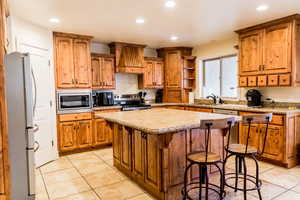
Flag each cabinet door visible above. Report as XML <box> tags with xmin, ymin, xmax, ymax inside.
<box><xmin>164</xmin><ymin>88</ymin><xmax>182</xmax><ymax>103</ymax></box>
<box><xmin>154</xmin><ymin>61</ymin><xmax>164</xmax><ymax>88</ymax></box>
<box><xmin>93</xmin><ymin>118</ymin><xmax>108</xmax><ymax>146</ymax></box>
<box><xmin>144</xmin><ymin>60</ymin><xmax>155</xmax><ymax>88</ymax></box>
<box><xmin>55</xmin><ymin>37</ymin><xmax>75</xmax><ymax>88</ymax></box>
<box><xmin>120</xmin><ymin>127</ymin><xmax>132</xmax><ymax>171</ymax></box>
<box><xmin>263</xmin><ymin>23</ymin><xmax>292</xmax><ymax>74</ymax></box>
<box><xmin>144</xmin><ymin>134</ymin><xmax>161</xmax><ymax>191</ymax></box>
<box><xmin>91</xmin><ymin>57</ymin><xmax>102</xmax><ymax>88</ymax></box>
<box><xmin>59</xmin><ymin>122</ymin><xmax>77</xmax><ymax>151</ymax></box>
<box><xmin>113</xmin><ymin>124</ymin><xmax>121</xmax><ymax>162</ymax></box>
<box><xmin>132</xmin><ymin>130</ymin><xmax>144</xmax><ymax>181</ymax></box>
<box><xmin>77</xmin><ymin>120</ymin><xmax>92</xmax><ymax>148</ymax></box>
<box><xmin>73</xmin><ymin>39</ymin><xmax>91</xmax><ymax>88</ymax></box>
<box><xmin>165</xmin><ymin>51</ymin><xmax>181</xmax><ymax>87</ymax></box>
<box><xmin>260</xmin><ymin>125</ymin><xmax>284</xmax><ymax>161</ymax></box>
<box><xmin>239</xmin><ymin>123</ymin><xmax>260</xmax><ymax>150</ymax></box>
<box><xmin>102</xmin><ymin>57</ymin><xmax>115</xmax><ymax>89</ymax></box>
<box><xmin>239</xmin><ymin>30</ymin><xmax>263</xmax><ymax>75</ymax></box>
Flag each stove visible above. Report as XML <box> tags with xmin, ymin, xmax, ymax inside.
<box><xmin>114</xmin><ymin>94</ymin><xmax>152</xmax><ymax>111</ymax></box>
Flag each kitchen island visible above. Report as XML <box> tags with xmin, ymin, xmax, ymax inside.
<box><xmin>95</xmin><ymin>109</ymin><xmax>240</xmax><ymax>200</ymax></box>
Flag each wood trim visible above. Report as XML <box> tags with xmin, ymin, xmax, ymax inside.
<box><xmin>91</xmin><ymin>53</ymin><xmax>115</xmax><ymax>58</ymax></box>
<box><xmin>202</xmin><ymin>54</ymin><xmax>237</xmax><ymax>62</ymax></box>
<box><xmin>144</xmin><ymin>57</ymin><xmax>163</xmax><ymax>61</ymax></box>
<box><xmin>53</xmin><ymin>32</ymin><xmax>93</xmax><ymax>40</ymax></box>
<box><xmin>108</xmin><ymin>42</ymin><xmax>147</xmax><ymax>48</ymax></box>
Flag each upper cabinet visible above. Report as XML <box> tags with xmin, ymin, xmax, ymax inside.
<box><xmin>138</xmin><ymin>57</ymin><xmax>164</xmax><ymax>89</ymax></box>
<box><xmin>54</xmin><ymin>32</ymin><xmax>93</xmax><ymax>89</ymax></box>
<box><xmin>157</xmin><ymin>47</ymin><xmax>196</xmax><ymax>103</ymax></box>
<box><xmin>236</xmin><ymin>14</ymin><xmax>300</xmax><ymax>87</ymax></box>
<box><xmin>109</xmin><ymin>42</ymin><xmax>146</xmax><ymax>74</ymax></box>
<box><xmin>91</xmin><ymin>53</ymin><xmax>115</xmax><ymax>90</ymax></box>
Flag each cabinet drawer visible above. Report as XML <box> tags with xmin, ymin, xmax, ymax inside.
<box><xmin>239</xmin><ymin>77</ymin><xmax>247</xmax><ymax>87</ymax></box>
<box><xmin>257</xmin><ymin>76</ymin><xmax>267</xmax><ymax>87</ymax></box>
<box><xmin>268</xmin><ymin>75</ymin><xmax>279</xmax><ymax>86</ymax></box>
<box><xmin>58</xmin><ymin>112</ymin><xmax>92</xmax><ymax>122</ymax></box>
<box><xmin>247</xmin><ymin>76</ymin><xmax>257</xmax><ymax>87</ymax></box>
<box><xmin>279</xmin><ymin>74</ymin><xmax>291</xmax><ymax>86</ymax></box>
<box><xmin>240</xmin><ymin>112</ymin><xmax>284</xmax><ymax>125</ymax></box>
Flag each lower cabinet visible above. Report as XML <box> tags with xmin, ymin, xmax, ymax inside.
<box><xmin>77</xmin><ymin>120</ymin><xmax>93</xmax><ymax>148</ymax></box>
<box><xmin>93</xmin><ymin>118</ymin><xmax>113</xmax><ymax>146</ymax></box>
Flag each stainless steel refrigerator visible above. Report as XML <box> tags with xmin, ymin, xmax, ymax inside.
<box><xmin>5</xmin><ymin>52</ymin><xmax>38</xmax><ymax>200</ymax></box>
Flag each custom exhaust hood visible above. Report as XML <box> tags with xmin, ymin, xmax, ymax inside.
<box><xmin>109</xmin><ymin>42</ymin><xmax>146</xmax><ymax>74</ymax></box>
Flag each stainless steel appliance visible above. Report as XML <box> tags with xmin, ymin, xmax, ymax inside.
<box><xmin>92</xmin><ymin>91</ymin><xmax>114</xmax><ymax>107</ymax></box>
<box><xmin>57</xmin><ymin>90</ymin><xmax>92</xmax><ymax>114</ymax></box>
<box><xmin>246</xmin><ymin>89</ymin><xmax>262</xmax><ymax>107</ymax></box>
<box><xmin>5</xmin><ymin>52</ymin><xmax>38</xmax><ymax>200</ymax></box>
<box><xmin>114</xmin><ymin>94</ymin><xmax>151</xmax><ymax>111</ymax></box>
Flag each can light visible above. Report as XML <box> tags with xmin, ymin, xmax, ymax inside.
<box><xmin>136</xmin><ymin>18</ymin><xmax>145</xmax><ymax>24</ymax></box>
<box><xmin>170</xmin><ymin>36</ymin><xmax>178</xmax><ymax>41</ymax></box>
<box><xmin>49</xmin><ymin>18</ymin><xmax>60</xmax><ymax>23</ymax></box>
<box><xmin>165</xmin><ymin>0</ymin><xmax>176</xmax><ymax>8</ymax></box>
<box><xmin>256</xmin><ymin>4</ymin><xmax>269</xmax><ymax>12</ymax></box>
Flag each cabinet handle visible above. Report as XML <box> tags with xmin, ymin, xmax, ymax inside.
<box><xmin>72</xmin><ymin>79</ymin><xmax>75</xmax><ymax>84</ymax></box>
<box><xmin>75</xmin><ymin>79</ymin><xmax>78</xmax><ymax>84</ymax></box>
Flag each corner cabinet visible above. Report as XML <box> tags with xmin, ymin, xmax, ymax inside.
<box><xmin>237</xmin><ymin>14</ymin><xmax>300</xmax><ymax>87</ymax></box>
<box><xmin>138</xmin><ymin>57</ymin><xmax>164</xmax><ymax>89</ymax></box>
<box><xmin>54</xmin><ymin>32</ymin><xmax>93</xmax><ymax>89</ymax></box>
<box><xmin>91</xmin><ymin>53</ymin><xmax>115</xmax><ymax>89</ymax></box>
<box><xmin>157</xmin><ymin>47</ymin><xmax>196</xmax><ymax>103</ymax></box>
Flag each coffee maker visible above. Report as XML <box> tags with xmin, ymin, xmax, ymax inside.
<box><xmin>246</xmin><ymin>89</ymin><xmax>262</xmax><ymax>107</ymax></box>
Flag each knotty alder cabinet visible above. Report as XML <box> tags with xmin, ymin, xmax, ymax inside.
<box><xmin>54</xmin><ymin>32</ymin><xmax>93</xmax><ymax>89</ymax></box>
<box><xmin>237</xmin><ymin>14</ymin><xmax>300</xmax><ymax>87</ymax></box>
<box><xmin>239</xmin><ymin>111</ymin><xmax>300</xmax><ymax>168</ymax></box>
<box><xmin>91</xmin><ymin>53</ymin><xmax>115</xmax><ymax>89</ymax></box>
<box><xmin>157</xmin><ymin>47</ymin><xmax>196</xmax><ymax>103</ymax></box>
<box><xmin>138</xmin><ymin>57</ymin><xmax>164</xmax><ymax>89</ymax></box>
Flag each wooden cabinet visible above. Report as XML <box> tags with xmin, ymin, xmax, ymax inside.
<box><xmin>236</xmin><ymin>14</ymin><xmax>300</xmax><ymax>87</ymax></box>
<box><xmin>91</xmin><ymin>53</ymin><xmax>115</xmax><ymax>89</ymax></box>
<box><xmin>54</xmin><ymin>32</ymin><xmax>92</xmax><ymax>89</ymax></box>
<box><xmin>58</xmin><ymin>113</ymin><xmax>92</xmax><ymax>153</ymax></box>
<box><xmin>138</xmin><ymin>57</ymin><xmax>164</xmax><ymax>89</ymax></box>
<box><xmin>93</xmin><ymin>118</ymin><xmax>113</xmax><ymax>146</ymax></box>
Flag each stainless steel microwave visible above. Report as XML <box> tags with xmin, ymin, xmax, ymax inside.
<box><xmin>57</xmin><ymin>90</ymin><xmax>92</xmax><ymax>114</ymax></box>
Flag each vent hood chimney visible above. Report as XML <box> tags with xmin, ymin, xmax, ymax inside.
<box><xmin>109</xmin><ymin>42</ymin><xmax>146</xmax><ymax>74</ymax></box>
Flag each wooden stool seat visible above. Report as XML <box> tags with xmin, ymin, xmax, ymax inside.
<box><xmin>188</xmin><ymin>151</ymin><xmax>221</xmax><ymax>163</ymax></box>
<box><xmin>227</xmin><ymin>144</ymin><xmax>257</xmax><ymax>154</ymax></box>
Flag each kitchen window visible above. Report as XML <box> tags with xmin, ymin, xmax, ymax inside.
<box><xmin>202</xmin><ymin>55</ymin><xmax>238</xmax><ymax>98</ymax></box>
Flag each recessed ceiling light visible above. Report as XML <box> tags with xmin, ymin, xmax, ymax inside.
<box><xmin>256</xmin><ymin>4</ymin><xmax>269</xmax><ymax>11</ymax></box>
<box><xmin>170</xmin><ymin>36</ymin><xmax>178</xmax><ymax>41</ymax></box>
<box><xmin>49</xmin><ymin>18</ymin><xmax>60</xmax><ymax>23</ymax></box>
<box><xmin>136</xmin><ymin>18</ymin><xmax>145</xmax><ymax>24</ymax></box>
<box><xmin>165</xmin><ymin>0</ymin><xmax>176</xmax><ymax>8</ymax></box>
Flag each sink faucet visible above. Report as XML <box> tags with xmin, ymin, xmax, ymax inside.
<box><xmin>206</xmin><ymin>94</ymin><xmax>218</xmax><ymax>104</ymax></box>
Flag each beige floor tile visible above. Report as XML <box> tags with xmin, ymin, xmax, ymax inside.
<box><xmin>105</xmin><ymin>159</ymin><xmax>114</xmax><ymax>167</ymax></box>
<box><xmin>53</xmin><ymin>190</ymin><xmax>100</xmax><ymax>200</ymax></box>
<box><xmin>46</xmin><ymin>177</ymin><xmax>91</xmax><ymax>199</ymax></box>
<box><xmin>43</xmin><ymin>168</ymin><xmax>81</xmax><ymax>184</ymax></box>
<box><xmin>291</xmin><ymin>183</ymin><xmax>300</xmax><ymax>194</ymax></box>
<box><xmin>36</xmin><ymin>174</ymin><xmax>47</xmax><ymax>194</ymax></box>
<box><xmin>93</xmin><ymin>148</ymin><xmax>113</xmax><ymax>161</ymax></box>
<box><xmin>84</xmin><ymin>168</ymin><xmax>124</xmax><ymax>188</ymax></box>
<box><xmin>75</xmin><ymin>162</ymin><xmax>112</xmax><ymax>176</ymax></box>
<box><xmin>126</xmin><ymin>193</ymin><xmax>155</xmax><ymax>200</ymax></box>
<box><xmin>249</xmin><ymin>181</ymin><xmax>287</xmax><ymax>200</ymax></box>
<box><xmin>36</xmin><ymin>191</ymin><xmax>49</xmax><ymax>200</ymax></box>
<box><xmin>94</xmin><ymin>180</ymin><xmax>144</xmax><ymax>200</ymax></box>
<box><xmin>40</xmin><ymin>157</ymin><xmax>73</xmax><ymax>174</ymax></box>
<box><xmin>67</xmin><ymin>151</ymin><xmax>95</xmax><ymax>160</ymax></box>
<box><xmin>273</xmin><ymin>190</ymin><xmax>300</xmax><ymax>200</ymax></box>
<box><xmin>69</xmin><ymin>154</ymin><xmax>103</xmax><ymax>166</ymax></box>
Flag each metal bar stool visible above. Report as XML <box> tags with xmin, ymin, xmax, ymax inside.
<box><xmin>223</xmin><ymin>113</ymin><xmax>272</xmax><ymax>200</ymax></box>
<box><xmin>182</xmin><ymin>117</ymin><xmax>236</xmax><ymax>200</ymax></box>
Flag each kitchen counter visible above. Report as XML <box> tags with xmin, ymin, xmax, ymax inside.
<box><xmin>95</xmin><ymin>108</ymin><xmax>240</xmax><ymax>134</ymax></box>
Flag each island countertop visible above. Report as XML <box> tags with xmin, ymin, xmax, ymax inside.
<box><xmin>95</xmin><ymin>108</ymin><xmax>240</xmax><ymax>134</ymax></box>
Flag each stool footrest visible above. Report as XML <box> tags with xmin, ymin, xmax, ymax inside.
<box><xmin>224</xmin><ymin>172</ymin><xmax>262</xmax><ymax>192</ymax></box>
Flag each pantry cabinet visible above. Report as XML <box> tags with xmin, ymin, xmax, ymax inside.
<box><xmin>138</xmin><ymin>57</ymin><xmax>164</xmax><ymax>89</ymax></box>
<box><xmin>54</xmin><ymin>32</ymin><xmax>93</xmax><ymax>89</ymax></box>
<box><xmin>91</xmin><ymin>53</ymin><xmax>115</xmax><ymax>89</ymax></box>
<box><xmin>236</xmin><ymin>14</ymin><xmax>300</xmax><ymax>87</ymax></box>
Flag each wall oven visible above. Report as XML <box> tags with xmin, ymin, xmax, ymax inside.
<box><xmin>57</xmin><ymin>90</ymin><xmax>92</xmax><ymax>114</ymax></box>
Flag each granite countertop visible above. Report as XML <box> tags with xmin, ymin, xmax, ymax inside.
<box><xmin>95</xmin><ymin>108</ymin><xmax>241</xmax><ymax>134</ymax></box>
<box><xmin>93</xmin><ymin>105</ymin><xmax>122</xmax><ymax>111</ymax></box>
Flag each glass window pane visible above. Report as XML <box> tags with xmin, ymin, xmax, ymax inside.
<box><xmin>202</xmin><ymin>59</ymin><xmax>221</xmax><ymax>97</ymax></box>
<box><xmin>221</xmin><ymin>56</ymin><xmax>237</xmax><ymax>98</ymax></box>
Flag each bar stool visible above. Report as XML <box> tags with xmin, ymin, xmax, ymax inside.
<box><xmin>182</xmin><ymin>117</ymin><xmax>236</xmax><ymax>200</ymax></box>
<box><xmin>223</xmin><ymin>113</ymin><xmax>272</xmax><ymax>200</ymax></box>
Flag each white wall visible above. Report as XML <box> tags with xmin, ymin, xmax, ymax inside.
<box><xmin>193</xmin><ymin>37</ymin><xmax>300</xmax><ymax>103</ymax></box>
<box><xmin>91</xmin><ymin>42</ymin><xmax>158</xmax><ymax>100</ymax></box>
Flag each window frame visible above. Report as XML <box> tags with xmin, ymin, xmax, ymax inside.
<box><xmin>202</xmin><ymin>54</ymin><xmax>238</xmax><ymax>99</ymax></box>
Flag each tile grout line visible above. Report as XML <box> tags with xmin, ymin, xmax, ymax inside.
<box><xmin>38</xmin><ymin>167</ymin><xmax>52</xmax><ymax>200</ymax></box>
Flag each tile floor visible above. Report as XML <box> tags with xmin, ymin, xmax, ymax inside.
<box><xmin>36</xmin><ymin>148</ymin><xmax>300</xmax><ymax>200</ymax></box>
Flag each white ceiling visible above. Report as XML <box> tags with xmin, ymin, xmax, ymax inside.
<box><xmin>9</xmin><ymin>0</ymin><xmax>300</xmax><ymax>48</ymax></box>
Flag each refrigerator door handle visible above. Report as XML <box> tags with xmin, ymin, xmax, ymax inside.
<box><xmin>33</xmin><ymin>124</ymin><xmax>39</xmax><ymax>133</ymax></box>
<box><xmin>34</xmin><ymin>141</ymin><xmax>40</xmax><ymax>152</ymax></box>
<box><xmin>31</xmin><ymin>68</ymin><xmax>37</xmax><ymax>117</ymax></box>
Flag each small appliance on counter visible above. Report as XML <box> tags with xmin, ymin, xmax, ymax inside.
<box><xmin>92</xmin><ymin>91</ymin><xmax>114</xmax><ymax>107</ymax></box>
<box><xmin>114</xmin><ymin>93</ymin><xmax>151</xmax><ymax>111</ymax></box>
<box><xmin>246</xmin><ymin>89</ymin><xmax>262</xmax><ymax>107</ymax></box>
<box><xmin>155</xmin><ymin>89</ymin><xmax>163</xmax><ymax>103</ymax></box>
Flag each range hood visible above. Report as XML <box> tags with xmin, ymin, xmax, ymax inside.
<box><xmin>109</xmin><ymin>42</ymin><xmax>146</xmax><ymax>74</ymax></box>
